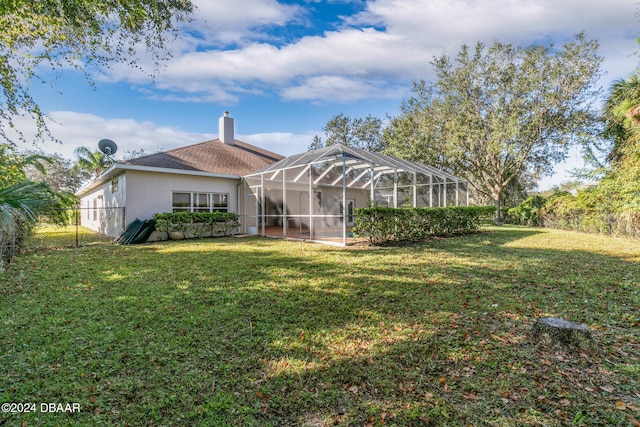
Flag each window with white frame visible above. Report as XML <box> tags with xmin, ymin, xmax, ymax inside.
<box><xmin>172</xmin><ymin>192</ymin><xmax>229</xmax><ymax>213</ymax></box>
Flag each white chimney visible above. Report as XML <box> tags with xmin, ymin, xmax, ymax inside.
<box><xmin>219</xmin><ymin>111</ymin><xmax>234</xmax><ymax>145</ymax></box>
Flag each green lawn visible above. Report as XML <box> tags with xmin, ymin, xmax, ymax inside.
<box><xmin>1</xmin><ymin>226</ymin><xmax>639</xmax><ymax>426</ymax></box>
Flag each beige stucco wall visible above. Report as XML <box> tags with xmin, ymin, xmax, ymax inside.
<box><xmin>79</xmin><ymin>173</ymin><xmax>127</xmax><ymax>237</ymax></box>
<box><xmin>123</xmin><ymin>170</ymin><xmax>241</xmax><ymax>222</ymax></box>
<box><xmin>79</xmin><ymin>170</ymin><xmax>243</xmax><ymax>237</ymax></box>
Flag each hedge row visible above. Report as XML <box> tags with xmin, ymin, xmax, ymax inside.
<box><xmin>541</xmin><ymin>194</ymin><xmax>640</xmax><ymax>238</ymax></box>
<box><xmin>152</xmin><ymin>211</ymin><xmax>240</xmax><ymax>238</ymax></box>
<box><xmin>352</xmin><ymin>206</ymin><xmax>496</xmax><ymax>245</ymax></box>
<box><xmin>505</xmin><ymin>191</ymin><xmax>640</xmax><ymax>238</ymax></box>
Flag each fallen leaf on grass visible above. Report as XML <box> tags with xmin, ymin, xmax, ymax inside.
<box><xmin>553</xmin><ymin>409</ymin><xmax>568</xmax><ymax>419</ymax></box>
<box><xmin>615</xmin><ymin>401</ymin><xmax>627</xmax><ymax>410</ymax></box>
<box><xmin>463</xmin><ymin>392</ymin><xmax>477</xmax><ymax>401</ymax></box>
<box><xmin>502</xmin><ymin>391</ymin><xmax>518</xmax><ymax>401</ymax></box>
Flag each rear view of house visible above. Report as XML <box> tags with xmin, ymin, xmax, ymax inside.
<box><xmin>75</xmin><ymin>112</ymin><xmax>284</xmax><ymax>238</ymax></box>
<box><xmin>77</xmin><ymin>111</ymin><xmax>468</xmax><ymax>246</ymax></box>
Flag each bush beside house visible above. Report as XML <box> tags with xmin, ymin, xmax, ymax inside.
<box><xmin>152</xmin><ymin>212</ymin><xmax>240</xmax><ymax>241</ymax></box>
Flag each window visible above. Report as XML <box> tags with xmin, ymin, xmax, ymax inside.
<box><xmin>212</xmin><ymin>194</ymin><xmax>228</xmax><ymax>212</ymax></box>
<box><xmin>111</xmin><ymin>178</ymin><xmax>119</xmax><ymax>193</ymax></box>
<box><xmin>92</xmin><ymin>196</ymin><xmax>103</xmax><ymax>220</ymax></box>
<box><xmin>172</xmin><ymin>192</ymin><xmax>229</xmax><ymax>213</ymax></box>
<box><xmin>172</xmin><ymin>193</ymin><xmax>191</xmax><ymax>212</ymax></box>
<box><xmin>194</xmin><ymin>193</ymin><xmax>209</xmax><ymax>212</ymax></box>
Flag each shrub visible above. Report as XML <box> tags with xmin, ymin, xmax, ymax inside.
<box><xmin>505</xmin><ymin>195</ymin><xmax>547</xmax><ymax>226</ymax></box>
<box><xmin>152</xmin><ymin>212</ymin><xmax>240</xmax><ymax>239</ymax></box>
<box><xmin>540</xmin><ymin>188</ymin><xmax>640</xmax><ymax>238</ymax></box>
<box><xmin>352</xmin><ymin>206</ymin><xmax>496</xmax><ymax>245</ymax></box>
<box><xmin>1</xmin><ymin>181</ymin><xmax>75</xmax><ymax>270</ymax></box>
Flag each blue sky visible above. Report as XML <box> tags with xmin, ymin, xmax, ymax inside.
<box><xmin>18</xmin><ymin>0</ymin><xmax>640</xmax><ymax>190</ymax></box>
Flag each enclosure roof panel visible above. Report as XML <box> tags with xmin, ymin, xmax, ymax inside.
<box><xmin>246</xmin><ymin>144</ymin><xmax>463</xmax><ymax>182</ymax></box>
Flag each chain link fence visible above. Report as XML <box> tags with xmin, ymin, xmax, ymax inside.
<box><xmin>25</xmin><ymin>207</ymin><xmax>126</xmax><ymax>250</ymax></box>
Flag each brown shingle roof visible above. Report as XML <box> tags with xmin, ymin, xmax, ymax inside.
<box><xmin>123</xmin><ymin>139</ymin><xmax>284</xmax><ymax>176</ymax></box>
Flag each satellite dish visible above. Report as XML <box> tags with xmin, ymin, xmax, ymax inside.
<box><xmin>98</xmin><ymin>139</ymin><xmax>118</xmax><ymax>156</ymax></box>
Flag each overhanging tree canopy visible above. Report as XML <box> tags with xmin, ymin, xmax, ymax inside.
<box><xmin>0</xmin><ymin>0</ymin><xmax>194</xmax><ymax>144</ymax></box>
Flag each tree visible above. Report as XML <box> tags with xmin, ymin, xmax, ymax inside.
<box><xmin>384</xmin><ymin>34</ymin><xmax>603</xmax><ymax>220</ymax></box>
<box><xmin>0</xmin><ymin>145</ymin><xmax>77</xmax><ymax>269</ymax></box>
<box><xmin>73</xmin><ymin>146</ymin><xmax>113</xmax><ymax>179</ymax></box>
<box><xmin>0</xmin><ymin>0</ymin><xmax>194</xmax><ymax>144</ymax></box>
<box><xmin>597</xmin><ymin>69</ymin><xmax>640</xmax><ymax>210</ymax></box>
<box><xmin>603</xmin><ymin>72</ymin><xmax>640</xmax><ymax>165</ymax></box>
<box><xmin>0</xmin><ymin>144</ymin><xmax>51</xmax><ymax>188</ymax></box>
<box><xmin>310</xmin><ymin>113</ymin><xmax>384</xmax><ymax>152</ymax></box>
<box><xmin>23</xmin><ymin>151</ymin><xmax>83</xmax><ymax>193</ymax></box>
<box><xmin>0</xmin><ymin>180</ymin><xmax>74</xmax><ymax>270</ymax></box>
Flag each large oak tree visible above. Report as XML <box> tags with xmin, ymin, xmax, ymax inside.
<box><xmin>384</xmin><ymin>33</ymin><xmax>603</xmax><ymax>219</ymax></box>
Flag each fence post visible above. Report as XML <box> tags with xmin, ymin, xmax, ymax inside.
<box><xmin>75</xmin><ymin>206</ymin><xmax>79</xmax><ymax>247</ymax></box>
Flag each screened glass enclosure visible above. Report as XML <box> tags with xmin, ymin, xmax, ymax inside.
<box><xmin>243</xmin><ymin>144</ymin><xmax>468</xmax><ymax>246</ymax></box>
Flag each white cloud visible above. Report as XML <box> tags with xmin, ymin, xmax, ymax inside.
<box><xmin>241</xmin><ymin>131</ymin><xmax>317</xmax><ymax>156</ymax></box>
<box><xmin>13</xmin><ymin>112</ymin><xmax>210</xmax><ymax>160</ymax></box>
<box><xmin>282</xmin><ymin>75</ymin><xmax>407</xmax><ymax>102</ymax></box>
<box><xmin>141</xmin><ymin>27</ymin><xmax>428</xmax><ymax>103</ymax></box>
<box><xmin>176</xmin><ymin>29</ymin><xmax>407</xmax><ymax>82</ymax></box>
<box><xmin>13</xmin><ymin>111</ymin><xmax>312</xmax><ymax>160</ymax></box>
<box><xmin>104</xmin><ymin>0</ymin><xmax>636</xmax><ymax>104</ymax></box>
<box><xmin>189</xmin><ymin>0</ymin><xmax>302</xmax><ymax>45</ymax></box>
<box><xmin>353</xmin><ymin>0</ymin><xmax>634</xmax><ymax>45</ymax></box>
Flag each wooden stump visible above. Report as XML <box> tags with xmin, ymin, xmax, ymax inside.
<box><xmin>530</xmin><ymin>317</ymin><xmax>595</xmax><ymax>350</ymax></box>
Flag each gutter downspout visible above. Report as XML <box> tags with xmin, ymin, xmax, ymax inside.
<box><xmin>237</xmin><ymin>179</ymin><xmax>243</xmax><ymax>234</ymax></box>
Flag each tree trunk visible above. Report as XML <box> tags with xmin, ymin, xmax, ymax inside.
<box><xmin>492</xmin><ymin>191</ymin><xmax>503</xmax><ymax>224</ymax></box>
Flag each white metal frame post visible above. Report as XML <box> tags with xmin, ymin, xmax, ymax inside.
<box><xmin>342</xmin><ymin>156</ymin><xmax>347</xmax><ymax>246</ymax></box>
<box><xmin>370</xmin><ymin>163</ymin><xmax>375</xmax><ymax>207</ymax></box>
<box><xmin>393</xmin><ymin>169</ymin><xmax>398</xmax><ymax>208</ymax></box>
<box><xmin>429</xmin><ymin>175</ymin><xmax>433</xmax><ymax>207</ymax></box>
<box><xmin>309</xmin><ymin>166</ymin><xmax>314</xmax><ymax>240</ymax></box>
<box><xmin>282</xmin><ymin>169</ymin><xmax>287</xmax><ymax>237</ymax></box>
<box><xmin>443</xmin><ymin>177</ymin><xmax>447</xmax><ymax>207</ymax></box>
<box><xmin>412</xmin><ymin>172</ymin><xmax>417</xmax><ymax>208</ymax></box>
<box><xmin>260</xmin><ymin>174</ymin><xmax>265</xmax><ymax>236</ymax></box>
